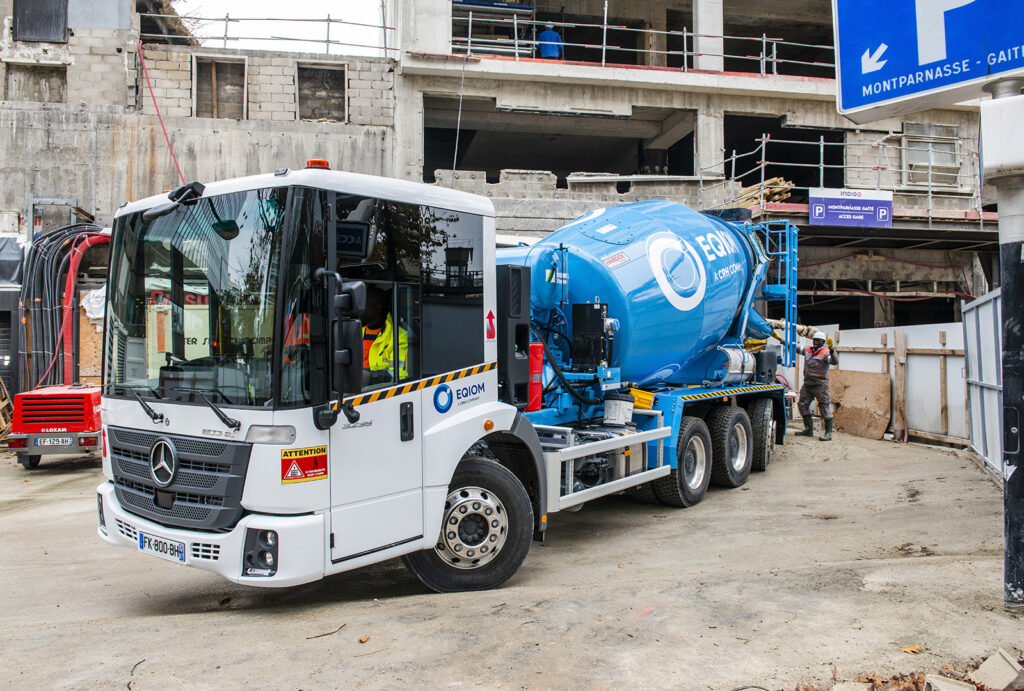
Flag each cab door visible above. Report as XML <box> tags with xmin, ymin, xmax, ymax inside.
<box><xmin>328</xmin><ymin>281</ymin><xmax>423</xmax><ymax>562</ymax></box>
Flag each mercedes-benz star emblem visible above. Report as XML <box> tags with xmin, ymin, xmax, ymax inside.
<box><xmin>149</xmin><ymin>439</ymin><xmax>177</xmax><ymax>487</ymax></box>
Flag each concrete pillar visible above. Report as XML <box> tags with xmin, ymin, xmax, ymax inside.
<box><xmin>397</xmin><ymin>0</ymin><xmax>451</xmax><ymax>56</ymax></box>
<box><xmin>873</xmin><ymin>297</ymin><xmax>894</xmax><ymax>327</ymax></box>
<box><xmin>644</xmin><ymin>8</ymin><xmax>667</xmax><ymax>68</ymax></box>
<box><xmin>692</xmin><ymin>0</ymin><xmax>723</xmax><ymax>72</ymax></box>
<box><xmin>696</xmin><ymin>104</ymin><xmax>724</xmax><ymax>177</ymax></box>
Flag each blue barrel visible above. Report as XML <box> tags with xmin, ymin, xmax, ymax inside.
<box><xmin>496</xmin><ymin>201</ymin><xmax>769</xmax><ymax>386</ymax></box>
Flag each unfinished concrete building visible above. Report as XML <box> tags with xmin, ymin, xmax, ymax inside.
<box><xmin>397</xmin><ymin>0</ymin><xmax>998</xmax><ymax>329</ymax></box>
<box><xmin>0</xmin><ymin>0</ymin><xmax>999</xmax><ymax>335</ymax></box>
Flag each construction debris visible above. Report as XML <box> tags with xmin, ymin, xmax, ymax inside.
<box><xmin>922</xmin><ymin>674</ymin><xmax>975</xmax><ymax>691</ymax></box>
<box><xmin>734</xmin><ymin>176</ymin><xmax>795</xmax><ymax>208</ymax></box>
<box><xmin>968</xmin><ymin>648</ymin><xmax>1024</xmax><ymax>691</ymax></box>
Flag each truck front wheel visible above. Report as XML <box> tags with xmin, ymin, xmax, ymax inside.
<box><xmin>708</xmin><ymin>406</ymin><xmax>753</xmax><ymax>487</ymax></box>
<box><xmin>652</xmin><ymin>416</ymin><xmax>712</xmax><ymax>507</ymax></box>
<box><xmin>403</xmin><ymin>456</ymin><xmax>533</xmax><ymax>593</ymax></box>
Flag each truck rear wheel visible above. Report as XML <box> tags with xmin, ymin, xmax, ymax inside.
<box><xmin>18</xmin><ymin>455</ymin><xmax>41</xmax><ymax>469</ymax></box>
<box><xmin>747</xmin><ymin>398</ymin><xmax>775</xmax><ymax>472</ymax></box>
<box><xmin>708</xmin><ymin>406</ymin><xmax>753</xmax><ymax>488</ymax></box>
<box><xmin>403</xmin><ymin>456</ymin><xmax>533</xmax><ymax>593</ymax></box>
<box><xmin>652</xmin><ymin>416</ymin><xmax>712</xmax><ymax>507</ymax></box>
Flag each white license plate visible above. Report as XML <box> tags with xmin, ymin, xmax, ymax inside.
<box><xmin>35</xmin><ymin>437</ymin><xmax>73</xmax><ymax>446</ymax></box>
<box><xmin>138</xmin><ymin>531</ymin><xmax>186</xmax><ymax>564</ymax></box>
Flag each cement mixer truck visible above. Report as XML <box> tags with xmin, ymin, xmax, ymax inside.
<box><xmin>96</xmin><ymin>163</ymin><xmax>797</xmax><ymax>592</ymax></box>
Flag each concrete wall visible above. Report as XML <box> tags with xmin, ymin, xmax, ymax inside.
<box><xmin>0</xmin><ymin>102</ymin><xmax>391</xmax><ymax>228</ymax></box>
<box><xmin>139</xmin><ymin>46</ymin><xmax>395</xmax><ymax>125</ymax></box>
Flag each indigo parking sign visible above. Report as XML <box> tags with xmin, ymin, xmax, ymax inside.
<box><xmin>809</xmin><ymin>188</ymin><xmax>893</xmax><ymax>228</ymax></box>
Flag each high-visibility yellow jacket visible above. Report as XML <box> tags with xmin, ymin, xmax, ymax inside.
<box><xmin>366</xmin><ymin>313</ymin><xmax>408</xmax><ymax>379</ymax></box>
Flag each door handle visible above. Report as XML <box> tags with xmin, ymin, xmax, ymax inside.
<box><xmin>400</xmin><ymin>401</ymin><xmax>414</xmax><ymax>442</ymax></box>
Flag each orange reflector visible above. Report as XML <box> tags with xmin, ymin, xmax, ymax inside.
<box><xmin>483</xmin><ymin>419</ymin><xmax>494</xmax><ymax>431</ymax></box>
<box><xmin>541</xmin><ymin>514</ymin><xmax>547</xmax><ymax>524</ymax></box>
<box><xmin>305</xmin><ymin>159</ymin><xmax>330</xmax><ymax>169</ymax></box>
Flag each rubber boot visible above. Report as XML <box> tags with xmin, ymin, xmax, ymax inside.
<box><xmin>796</xmin><ymin>415</ymin><xmax>815</xmax><ymax>436</ymax></box>
<box><xmin>819</xmin><ymin>418</ymin><xmax>833</xmax><ymax>441</ymax></box>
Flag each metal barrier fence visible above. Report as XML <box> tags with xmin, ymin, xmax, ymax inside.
<box><xmin>139</xmin><ymin>12</ymin><xmax>396</xmax><ymax>56</ymax></box>
<box><xmin>962</xmin><ymin>289</ymin><xmax>1003</xmax><ymax>477</ymax></box>
<box><xmin>697</xmin><ymin>134</ymin><xmax>984</xmax><ymax>227</ymax></box>
<box><xmin>451</xmin><ymin>8</ymin><xmax>834</xmax><ymax>76</ymax></box>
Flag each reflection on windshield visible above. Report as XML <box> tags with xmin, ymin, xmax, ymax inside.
<box><xmin>105</xmin><ymin>188</ymin><xmax>287</xmax><ymax>407</ymax></box>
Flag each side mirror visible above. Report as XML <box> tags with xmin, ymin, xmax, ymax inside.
<box><xmin>335</xmin><ymin>280</ymin><xmax>366</xmax><ymax>316</ymax></box>
<box><xmin>332</xmin><ymin>319</ymin><xmax>364</xmax><ymax>397</ymax></box>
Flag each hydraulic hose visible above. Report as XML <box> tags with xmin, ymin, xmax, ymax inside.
<box><xmin>529</xmin><ymin>324</ymin><xmax>602</xmax><ymax>407</ymax></box>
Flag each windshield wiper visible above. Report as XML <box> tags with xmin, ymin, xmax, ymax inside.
<box><xmin>130</xmin><ymin>388</ymin><xmax>165</xmax><ymax>424</ymax></box>
<box><xmin>196</xmin><ymin>390</ymin><xmax>241</xmax><ymax>431</ymax></box>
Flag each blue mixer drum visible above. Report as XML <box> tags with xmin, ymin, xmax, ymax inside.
<box><xmin>496</xmin><ymin>200</ymin><xmax>773</xmax><ymax>386</ymax></box>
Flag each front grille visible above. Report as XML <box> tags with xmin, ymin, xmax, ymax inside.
<box><xmin>19</xmin><ymin>396</ymin><xmax>86</xmax><ymax>424</ymax></box>
<box><xmin>109</xmin><ymin>426</ymin><xmax>251</xmax><ymax>532</ymax></box>
<box><xmin>116</xmin><ymin>518</ymin><xmax>138</xmax><ymax>541</ymax></box>
<box><xmin>191</xmin><ymin>543</ymin><xmax>221</xmax><ymax>561</ymax></box>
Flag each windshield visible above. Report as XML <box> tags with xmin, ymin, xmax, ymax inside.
<box><xmin>104</xmin><ymin>188</ymin><xmax>287</xmax><ymax>407</ymax></box>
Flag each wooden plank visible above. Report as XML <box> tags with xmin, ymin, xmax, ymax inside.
<box><xmin>211</xmin><ymin>61</ymin><xmax>219</xmax><ymax>119</ymax></box>
<box><xmin>907</xmin><ymin>429</ymin><xmax>969</xmax><ymax>447</ymax></box>
<box><xmin>838</xmin><ymin>345</ymin><xmax>964</xmax><ymax>356</ymax></box>
<box><xmin>939</xmin><ymin>331</ymin><xmax>948</xmax><ymax>436</ymax></box>
<box><xmin>881</xmin><ymin>332</ymin><xmax>889</xmax><ymax>376</ymax></box>
<box><xmin>894</xmin><ymin>329</ymin><xmax>907</xmax><ymax>440</ymax></box>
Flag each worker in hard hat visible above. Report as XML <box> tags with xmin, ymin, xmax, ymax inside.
<box><xmin>796</xmin><ymin>330</ymin><xmax>839</xmax><ymax>441</ymax></box>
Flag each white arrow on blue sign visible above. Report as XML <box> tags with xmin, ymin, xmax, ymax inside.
<box><xmin>832</xmin><ymin>0</ymin><xmax>1024</xmax><ymax>123</ymax></box>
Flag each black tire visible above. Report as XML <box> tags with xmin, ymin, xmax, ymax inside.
<box><xmin>403</xmin><ymin>456</ymin><xmax>533</xmax><ymax>593</ymax></box>
<box><xmin>625</xmin><ymin>482</ymin><xmax>660</xmax><ymax>504</ymax></box>
<box><xmin>19</xmin><ymin>455</ymin><xmax>41</xmax><ymax>469</ymax></box>
<box><xmin>708</xmin><ymin>406</ymin><xmax>753</xmax><ymax>488</ymax></box>
<box><xmin>652</xmin><ymin>416</ymin><xmax>713</xmax><ymax>507</ymax></box>
<box><xmin>747</xmin><ymin>398</ymin><xmax>775</xmax><ymax>472</ymax></box>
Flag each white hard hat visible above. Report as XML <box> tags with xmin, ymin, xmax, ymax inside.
<box><xmin>545</xmin><ymin>23</ymin><xmax>554</xmax><ymax>29</ymax></box>
<box><xmin>812</xmin><ymin>331</ymin><xmax>826</xmax><ymax>341</ymax></box>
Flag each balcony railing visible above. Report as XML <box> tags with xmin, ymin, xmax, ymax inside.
<box><xmin>451</xmin><ymin>12</ymin><xmax>835</xmax><ymax>77</ymax></box>
<box><xmin>139</xmin><ymin>12</ymin><xmax>396</xmax><ymax>57</ymax></box>
<box><xmin>697</xmin><ymin>134</ymin><xmax>986</xmax><ymax>228</ymax></box>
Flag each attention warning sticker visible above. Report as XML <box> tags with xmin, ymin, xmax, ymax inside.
<box><xmin>280</xmin><ymin>445</ymin><xmax>328</xmax><ymax>484</ymax></box>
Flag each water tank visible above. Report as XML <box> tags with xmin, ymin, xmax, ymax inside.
<box><xmin>496</xmin><ymin>201</ymin><xmax>771</xmax><ymax>386</ymax></box>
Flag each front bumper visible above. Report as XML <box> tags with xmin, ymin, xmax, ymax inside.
<box><xmin>96</xmin><ymin>482</ymin><xmax>326</xmax><ymax>587</ymax></box>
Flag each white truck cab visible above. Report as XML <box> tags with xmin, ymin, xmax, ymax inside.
<box><xmin>97</xmin><ymin>163</ymin><xmax>545</xmax><ymax>591</ymax></box>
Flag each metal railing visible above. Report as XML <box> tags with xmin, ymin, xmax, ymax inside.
<box><xmin>139</xmin><ymin>12</ymin><xmax>396</xmax><ymax>56</ymax></box>
<box><xmin>697</xmin><ymin>134</ymin><xmax>986</xmax><ymax>229</ymax></box>
<box><xmin>451</xmin><ymin>9</ymin><xmax>834</xmax><ymax>76</ymax></box>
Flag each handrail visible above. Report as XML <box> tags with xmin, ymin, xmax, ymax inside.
<box><xmin>139</xmin><ymin>11</ymin><xmax>395</xmax><ymax>56</ymax></box>
<box><xmin>450</xmin><ymin>12</ymin><xmax>834</xmax><ymax>76</ymax></box>
<box><xmin>696</xmin><ymin>134</ymin><xmax>985</xmax><ymax>229</ymax></box>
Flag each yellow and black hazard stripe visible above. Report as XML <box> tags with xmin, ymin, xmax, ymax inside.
<box><xmin>344</xmin><ymin>362</ymin><xmax>497</xmax><ymax>408</ymax></box>
<box><xmin>680</xmin><ymin>384</ymin><xmax>783</xmax><ymax>402</ymax></box>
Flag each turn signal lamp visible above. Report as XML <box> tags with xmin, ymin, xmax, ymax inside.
<box><xmin>81</xmin><ymin>436</ymin><xmax>99</xmax><ymax>447</ymax></box>
<box><xmin>8</xmin><ymin>437</ymin><xmax>26</xmax><ymax>448</ymax></box>
<box><xmin>483</xmin><ymin>419</ymin><xmax>494</xmax><ymax>431</ymax></box>
<box><xmin>305</xmin><ymin>159</ymin><xmax>330</xmax><ymax>169</ymax></box>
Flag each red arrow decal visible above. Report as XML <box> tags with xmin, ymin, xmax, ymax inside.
<box><xmin>485</xmin><ymin>310</ymin><xmax>496</xmax><ymax>339</ymax></box>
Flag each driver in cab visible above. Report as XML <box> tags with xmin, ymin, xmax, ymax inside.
<box><xmin>362</xmin><ymin>286</ymin><xmax>408</xmax><ymax>386</ymax></box>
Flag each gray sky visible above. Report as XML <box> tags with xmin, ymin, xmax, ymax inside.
<box><xmin>172</xmin><ymin>1</ymin><xmax>390</xmax><ymax>57</ymax></box>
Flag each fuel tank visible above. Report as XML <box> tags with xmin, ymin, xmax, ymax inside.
<box><xmin>496</xmin><ymin>200</ymin><xmax>772</xmax><ymax>386</ymax></box>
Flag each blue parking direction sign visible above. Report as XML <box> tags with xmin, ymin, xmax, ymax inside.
<box><xmin>809</xmin><ymin>188</ymin><xmax>893</xmax><ymax>228</ymax></box>
<box><xmin>832</xmin><ymin>0</ymin><xmax>1024</xmax><ymax>123</ymax></box>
